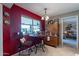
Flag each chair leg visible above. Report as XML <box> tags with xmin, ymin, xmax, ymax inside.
<box><xmin>42</xmin><ymin>46</ymin><xmax>45</xmax><ymax>52</ymax></box>
<box><xmin>30</xmin><ymin>48</ymin><xmax>33</xmax><ymax>52</ymax></box>
<box><xmin>27</xmin><ymin>48</ymin><xmax>32</xmax><ymax>56</ymax></box>
<box><xmin>41</xmin><ymin>44</ymin><xmax>45</xmax><ymax>52</ymax></box>
<box><xmin>35</xmin><ymin>45</ymin><xmax>37</xmax><ymax>54</ymax></box>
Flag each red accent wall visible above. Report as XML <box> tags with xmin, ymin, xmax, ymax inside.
<box><xmin>3</xmin><ymin>5</ymin><xmax>10</xmax><ymax>56</ymax></box>
<box><xmin>11</xmin><ymin>4</ymin><xmax>45</xmax><ymax>55</ymax></box>
<box><xmin>12</xmin><ymin>4</ymin><xmax>45</xmax><ymax>31</ymax></box>
<box><xmin>3</xmin><ymin>4</ymin><xmax>45</xmax><ymax>55</ymax></box>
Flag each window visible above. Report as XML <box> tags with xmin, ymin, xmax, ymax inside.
<box><xmin>21</xmin><ymin>16</ymin><xmax>40</xmax><ymax>35</ymax></box>
<box><xmin>33</xmin><ymin>20</ymin><xmax>40</xmax><ymax>34</ymax></box>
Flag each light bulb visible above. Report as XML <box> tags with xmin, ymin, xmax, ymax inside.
<box><xmin>45</xmin><ymin>16</ymin><xmax>49</xmax><ymax>21</ymax></box>
<box><xmin>41</xmin><ymin>17</ymin><xmax>44</xmax><ymax>20</ymax></box>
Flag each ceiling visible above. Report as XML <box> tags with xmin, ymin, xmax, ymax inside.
<box><xmin>3</xmin><ymin>3</ymin><xmax>79</xmax><ymax>17</ymax></box>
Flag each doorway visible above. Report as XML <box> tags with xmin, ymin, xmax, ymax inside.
<box><xmin>60</xmin><ymin>16</ymin><xmax>78</xmax><ymax>49</ymax></box>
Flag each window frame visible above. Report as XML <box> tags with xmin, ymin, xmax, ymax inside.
<box><xmin>21</xmin><ymin>15</ymin><xmax>41</xmax><ymax>35</ymax></box>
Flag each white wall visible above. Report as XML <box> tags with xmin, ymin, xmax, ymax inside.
<box><xmin>0</xmin><ymin>4</ymin><xmax>3</xmax><ymax>56</ymax></box>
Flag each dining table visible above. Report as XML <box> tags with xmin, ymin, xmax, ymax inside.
<box><xmin>30</xmin><ymin>35</ymin><xmax>46</xmax><ymax>54</ymax></box>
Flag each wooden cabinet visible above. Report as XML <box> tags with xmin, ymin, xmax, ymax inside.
<box><xmin>44</xmin><ymin>37</ymin><xmax>59</xmax><ymax>47</ymax></box>
<box><xmin>44</xmin><ymin>20</ymin><xmax>59</xmax><ymax>47</ymax></box>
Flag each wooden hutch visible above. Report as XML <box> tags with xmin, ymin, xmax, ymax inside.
<box><xmin>44</xmin><ymin>19</ymin><xmax>59</xmax><ymax>47</ymax></box>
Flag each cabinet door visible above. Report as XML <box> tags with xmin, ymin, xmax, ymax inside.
<box><xmin>47</xmin><ymin>22</ymin><xmax>59</xmax><ymax>34</ymax></box>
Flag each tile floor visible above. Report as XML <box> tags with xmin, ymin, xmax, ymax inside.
<box><xmin>13</xmin><ymin>45</ymin><xmax>79</xmax><ymax>56</ymax></box>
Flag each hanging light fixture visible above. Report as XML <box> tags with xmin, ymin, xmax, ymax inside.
<box><xmin>41</xmin><ymin>8</ymin><xmax>49</xmax><ymax>21</ymax></box>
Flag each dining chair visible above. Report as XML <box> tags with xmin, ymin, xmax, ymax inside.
<box><xmin>18</xmin><ymin>33</ymin><xmax>33</xmax><ymax>56</ymax></box>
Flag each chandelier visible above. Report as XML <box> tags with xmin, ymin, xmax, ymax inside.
<box><xmin>41</xmin><ymin>8</ymin><xmax>49</xmax><ymax>21</ymax></box>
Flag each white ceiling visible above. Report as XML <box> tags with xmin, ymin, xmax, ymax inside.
<box><xmin>3</xmin><ymin>3</ymin><xmax>79</xmax><ymax>17</ymax></box>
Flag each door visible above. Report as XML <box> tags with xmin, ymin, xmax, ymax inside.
<box><xmin>60</xmin><ymin>16</ymin><xmax>78</xmax><ymax>49</ymax></box>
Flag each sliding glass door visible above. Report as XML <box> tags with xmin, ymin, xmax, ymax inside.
<box><xmin>60</xmin><ymin>16</ymin><xmax>78</xmax><ymax>49</ymax></box>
